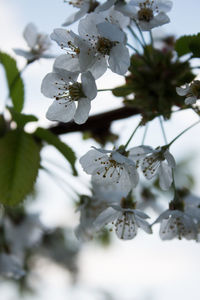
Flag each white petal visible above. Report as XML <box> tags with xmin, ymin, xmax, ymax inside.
<box><xmin>124</xmin><ymin>164</ymin><xmax>139</xmax><ymax>188</ymax></box>
<box><xmin>115</xmin><ymin>212</ymin><xmax>137</xmax><ymax>240</ymax></box>
<box><xmin>13</xmin><ymin>49</ymin><xmax>35</xmax><ymax>60</ymax></box>
<box><xmin>80</xmin><ymin>149</ymin><xmax>108</xmax><ymax>174</ymax></box>
<box><xmin>153</xmin><ymin>209</ymin><xmax>171</xmax><ymax>225</ymax></box>
<box><xmin>112</xmin><ymin>151</ymin><xmax>135</xmax><ymax>166</ymax></box>
<box><xmin>54</xmin><ymin>54</ymin><xmax>80</xmax><ymax>73</ymax></box>
<box><xmin>158</xmin><ymin>162</ymin><xmax>173</xmax><ymax>190</ymax></box>
<box><xmin>159</xmin><ymin>218</ymin><xmax>177</xmax><ymax>240</ymax></box>
<box><xmin>41</xmin><ymin>72</ymin><xmax>64</xmax><ymax>98</ymax></box>
<box><xmin>78</xmin><ymin>14</ymin><xmax>99</xmax><ymax>37</ymax></box>
<box><xmin>164</xmin><ymin>150</ymin><xmax>176</xmax><ymax>168</ymax></box>
<box><xmin>74</xmin><ymin>98</ymin><xmax>91</xmax><ymax>124</ymax></box>
<box><xmin>135</xmin><ymin>216</ymin><xmax>152</xmax><ymax>234</ymax></box>
<box><xmin>94</xmin><ymin>207</ymin><xmax>119</xmax><ymax>229</ymax></box>
<box><xmin>134</xmin><ymin>209</ymin><xmax>150</xmax><ymax>219</ymax></box>
<box><xmin>46</xmin><ymin>99</ymin><xmax>76</xmax><ymax>123</ymax></box>
<box><xmin>23</xmin><ymin>23</ymin><xmax>38</xmax><ymax>48</ymax></box>
<box><xmin>139</xmin><ymin>12</ymin><xmax>170</xmax><ymax>31</ymax></box>
<box><xmin>41</xmin><ymin>70</ymin><xmax>78</xmax><ymax>98</ymax></box>
<box><xmin>95</xmin><ymin>0</ymin><xmax>115</xmax><ymax>12</ymax></box>
<box><xmin>185</xmin><ymin>96</ymin><xmax>197</xmax><ymax>105</ymax></box>
<box><xmin>109</xmin><ymin>44</ymin><xmax>130</xmax><ymax>75</ymax></box>
<box><xmin>88</xmin><ymin>55</ymin><xmax>107</xmax><ymax>79</ymax></box>
<box><xmin>50</xmin><ymin>28</ymin><xmax>74</xmax><ymax>48</ymax></box>
<box><xmin>81</xmin><ymin>71</ymin><xmax>97</xmax><ymax>100</ymax></box>
<box><xmin>176</xmin><ymin>85</ymin><xmax>189</xmax><ymax>96</ymax></box>
<box><xmin>62</xmin><ymin>3</ymin><xmax>90</xmax><ymax>26</ymax></box>
<box><xmin>128</xmin><ymin>145</ymin><xmax>153</xmax><ymax>161</ymax></box>
<box><xmin>97</xmin><ymin>22</ymin><xmax>126</xmax><ymax>43</ymax></box>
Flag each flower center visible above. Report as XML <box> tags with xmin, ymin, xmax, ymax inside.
<box><xmin>96</xmin><ymin>37</ymin><xmax>114</xmax><ymax>55</ymax></box>
<box><xmin>138</xmin><ymin>7</ymin><xmax>154</xmax><ymax>22</ymax></box>
<box><xmin>68</xmin><ymin>82</ymin><xmax>85</xmax><ymax>101</ymax></box>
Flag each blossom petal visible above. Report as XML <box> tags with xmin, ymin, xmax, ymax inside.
<box><xmin>164</xmin><ymin>150</ymin><xmax>176</xmax><ymax>168</ymax></box>
<box><xmin>13</xmin><ymin>49</ymin><xmax>35</xmax><ymax>60</ymax></box>
<box><xmin>135</xmin><ymin>216</ymin><xmax>152</xmax><ymax>234</ymax></box>
<box><xmin>97</xmin><ymin>22</ymin><xmax>126</xmax><ymax>43</ymax></box>
<box><xmin>46</xmin><ymin>99</ymin><xmax>76</xmax><ymax>123</ymax></box>
<box><xmin>74</xmin><ymin>98</ymin><xmax>91</xmax><ymax>124</ymax></box>
<box><xmin>128</xmin><ymin>145</ymin><xmax>153</xmax><ymax>161</ymax></box>
<box><xmin>109</xmin><ymin>44</ymin><xmax>130</xmax><ymax>75</ymax></box>
<box><xmin>50</xmin><ymin>28</ymin><xmax>74</xmax><ymax>48</ymax></box>
<box><xmin>115</xmin><ymin>212</ymin><xmax>137</xmax><ymax>240</ymax></box>
<box><xmin>158</xmin><ymin>162</ymin><xmax>173</xmax><ymax>190</ymax></box>
<box><xmin>80</xmin><ymin>149</ymin><xmax>108</xmax><ymax>174</ymax></box>
<box><xmin>176</xmin><ymin>85</ymin><xmax>189</xmax><ymax>96</ymax></box>
<box><xmin>54</xmin><ymin>54</ymin><xmax>80</xmax><ymax>73</ymax></box>
<box><xmin>62</xmin><ymin>3</ymin><xmax>90</xmax><ymax>26</ymax></box>
<box><xmin>23</xmin><ymin>23</ymin><xmax>38</xmax><ymax>48</ymax></box>
<box><xmin>88</xmin><ymin>55</ymin><xmax>107</xmax><ymax>79</ymax></box>
<box><xmin>81</xmin><ymin>71</ymin><xmax>97</xmax><ymax>100</ymax></box>
<box><xmin>185</xmin><ymin>96</ymin><xmax>197</xmax><ymax>105</ymax></box>
<box><xmin>94</xmin><ymin>207</ymin><xmax>120</xmax><ymax>229</ymax></box>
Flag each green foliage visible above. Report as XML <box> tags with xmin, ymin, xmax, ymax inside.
<box><xmin>0</xmin><ymin>52</ymin><xmax>25</xmax><ymax>112</ymax></box>
<box><xmin>7</xmin><ymin>107</ymin><xmax>38</xmax><ymax>128</ymax></box>
<box><xmin>0</xmin><ymin>115</ymin><xmax>7</xmax><ymax>137</ymax></box>
<box><xmin>113</xmin><ymin>46</ymin><xmax>195</xmax><ymax>123</ymax></box>
<box><xmin>0</xmin><ymin>130</ymin><xmax>41</xmax><ymax>206</ymax></box>
<box><xmin>175</xmin><ymin>34</ymin><xmax>200</xmax><ymax>58</ymax></box>
<box><xmin>34</xmin><ymin>128</ymin><xmax>77</xmax><ymax>176</ymax></box>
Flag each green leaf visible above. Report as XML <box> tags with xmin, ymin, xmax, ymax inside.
<box><xmin>34</xmin><ymin>127</ymin><xmax>77</xmax><ymax>176</ymax></box>
<box><xmin>7</xmin><ymin>107</ymin><xmax>38</xmax><ymax>128</ymax></box>
<box><xmin>0</xmin><ymin>130</ymin><xmax>41</xmax><ymax>206</ymax></box>
<box><xmin>0</xmin><ymin>52</ymin><xmax>24</xmax><ymax>112</ymax></box>
<box><xmin>175</xmin><ymin>34</ymin><xmax>200</xmax><ymax>58</ymax></box>
<box><xmin>112</xmin><ymin>85</ymin><xmax>133</xmax><ymax>97</ymax></box>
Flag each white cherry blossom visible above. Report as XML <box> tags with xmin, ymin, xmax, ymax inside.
<box><xmin>41</xmin><ymin>68</ymin><xmax>97</xmax><ymax>124</ymax></box>
<box><xmin>72</xmin><ymin>13</ymin><xmax>130</xmax><ymax>77</ymax></box>
<box><xmin>79</xmin><ymin>147</ymin><xmax>139</xmax><ymax>192</ymax></box>
<box><xmin>154</xmin><ymin>209</ymin><xmax>198</xmax><ymax>241</ymax></box>
<box><xmin>94</xmin><ymin>203</ymin><xmax>152</xmax><ymax>240</ymax></box>
<box><xmin>62</xmin><ymin>0</ymin><xmax>116</xmax><ymax>26</ymax></box>
<box><xmin>176</xmin><ymin>80</ymin><xmax>200</xmax><ymax>105</ymax></box>
<box><xmin>118</xmin><ymin>0</ymin><xmax>173</xmax><ymax>31</ymax></box>
<box><xmin>75</xmin><ymin>183</ymin><xmax>127</xmax><ymax>241</ymax></box>
<box><xmin>129</xmin><ymin>145</ymin><xmax>175</xmax><ymax>190</ymax></box>
<box><xmin>14</xmin><ymin>23</ymin><xmax>53</xmax><ymax>62</ymax></box>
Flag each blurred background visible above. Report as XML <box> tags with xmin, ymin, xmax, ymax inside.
<box><xmin>1</xmin><ymin>0</ymin><xmax>200</xmax><ymax>299</ymax></box>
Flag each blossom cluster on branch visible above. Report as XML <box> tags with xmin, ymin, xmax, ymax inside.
<box><xmin>1</xmin><ymin>0</ymin><xmax>200</xmax><ymax>284</ymax></box>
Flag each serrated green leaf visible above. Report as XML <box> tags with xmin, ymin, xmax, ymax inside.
<box><xmin>0</xmin><ymin>52</ymin><xmax>24</xmax><ymax>112</ymax></box>
<box><xmin>0</xmin><ymin>130</ymin><xmax>40</xmax><ymax>206</ymax></box>
<box><xmin>7</xmin><ymin>107</ymin><xmax>38</xmax><ymax>128</ymax></box>
<box><xmin>175</xmin><ymin>34</ymin><xmax>200</xmax><ymax>58</ymax></box>
<box><xmin>34</xmin><ymin>127</ymin><xmax>77</xmax><ymax>176</ymax></box>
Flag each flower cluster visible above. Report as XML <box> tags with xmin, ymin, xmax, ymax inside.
<box><xmin>78</xmin><ymin>144</ymin><xmax>177</xmax><ymax>240</ymax></box>
<box><xmin>13</xmin><ymin>0</ymin><xmax>200</xmax><ymax>245</ymax></box>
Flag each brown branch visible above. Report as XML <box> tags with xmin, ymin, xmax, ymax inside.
<box><xmin>49</xmin><ymin>106</ymin><xmax>140</xmax><ymax>135</ymax></box>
